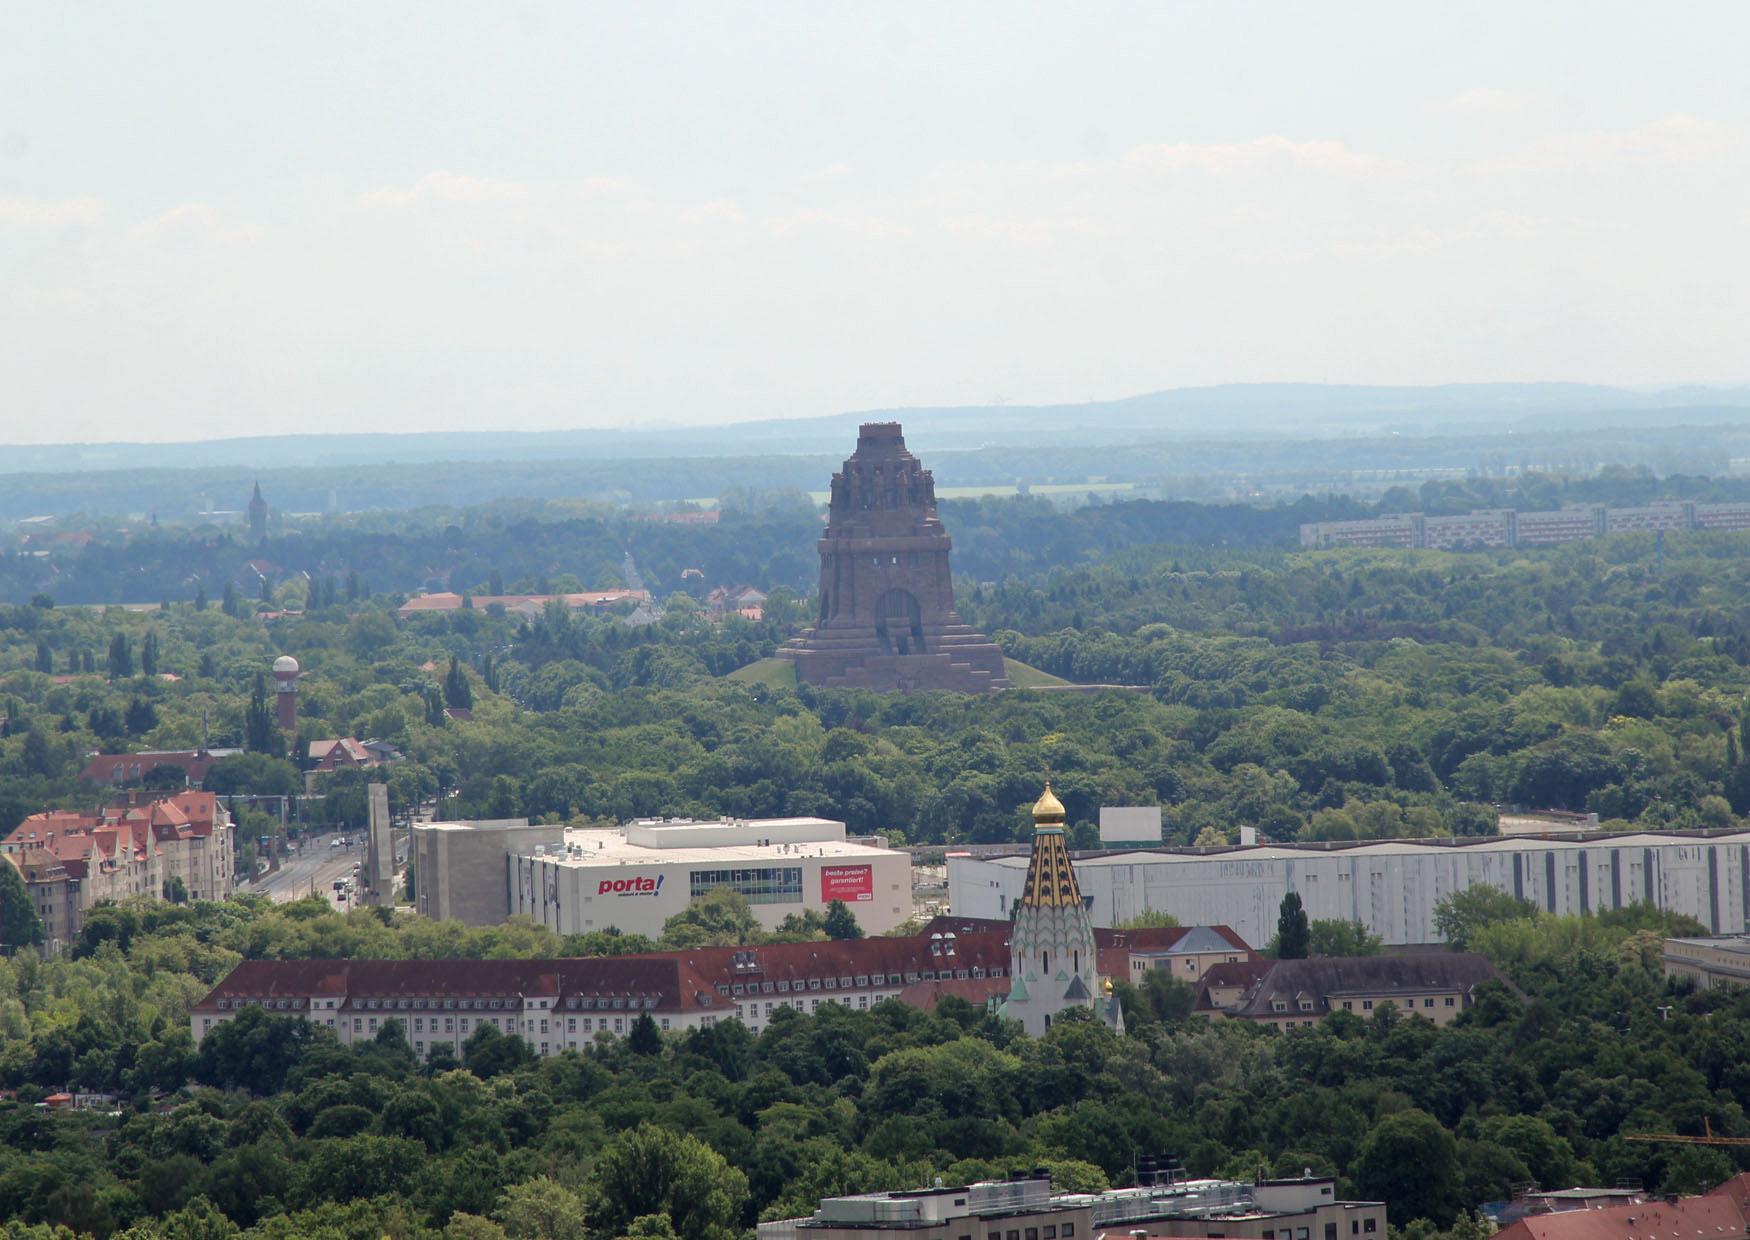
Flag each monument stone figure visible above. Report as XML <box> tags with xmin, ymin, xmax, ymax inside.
<box><xmin>778</xmin><ymin>422</ymin><xmax>1008</xmax><ymax>692</ymax></box>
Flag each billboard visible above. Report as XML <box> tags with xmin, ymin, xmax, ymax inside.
<box><xmin>1099</xmin><ymin>806</ymin><xmax>1163</xmax><ymax>845</ymax></box>
<box><xmin>821</xmin><ymin>864</ymin><xmax>874</xmax><ymax>902</ymax></box>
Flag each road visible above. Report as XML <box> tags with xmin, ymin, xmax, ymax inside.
<box><xmin>244</xmin><ymin>830</ymin><xmax>411</xmax><ymax>911</ymax></box>
<box><xmin>246</xmin><ymin>833</ymin><xmax>367</xmax><ymax>910</ymax></box>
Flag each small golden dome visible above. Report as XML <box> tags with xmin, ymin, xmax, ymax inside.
<box><xmin>1032</xmin><ymin>782</ymin><xmax>1066</xmax><ymax>827</ymax></box>
<box><xmin>1101</xmin><ymin>976</ymin><xmax>1114</xmax><ymax>997</ymax></box>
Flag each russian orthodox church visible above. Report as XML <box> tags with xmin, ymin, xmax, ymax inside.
<box><xmin>997</xmin><ymin>784</ymin><xmax>1125</xmax><ymax>1036</ymax></box>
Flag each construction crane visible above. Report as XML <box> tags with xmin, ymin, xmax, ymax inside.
<box><xmin>1624</xmin><ymin>1117</ymin><xmax>1750</xmax><ymax>1147</ymax></box>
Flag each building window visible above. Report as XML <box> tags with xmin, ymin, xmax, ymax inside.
<box><xmin>1444</xmin><ymin>997</ymin><xmax>1455</xmax><ymax>1007</ymax></box>
<box><xmin>1045</xmin><ymin>1230</ymin><xmax>1057</xmax><ymax>1239</ymax></box>
<box><xmin>1362</xmin><ymin>1001</ymin><xmax>1373</xmax><ymax>1011</ymax></box>
<box><xmin>1364</xmin><ymin>1221</ymin><xmax>1376</xmax><ymax>1233</ymax></box>
<box><xmin>688</xmin><ymin>866</ymin><xmax>804</xmax><ymax>905</ymax></box>
<box><xmin>1062</xmin><ymin>1227</ymin><xmax>1075</xmax><ymax>1237</ymax></box>
<box><xmin>1026</xmin><ymin>1230</ymin><xmax>1038</xmax><ymax>1240</ymax></box>
<box><xmin>1423</xmin><ymin>998</ymin><xmax>1434</xmax><ymax>1008</ymax></box>
<box><xmin>1326</xmin><ymin>1226</ymin><xmax>1337</xmax><ymax>1240</ymax></box>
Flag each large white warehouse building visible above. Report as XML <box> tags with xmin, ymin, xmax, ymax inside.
<box><xmin>511</xmin><ymin>816</ymin><xmax>912</xmax><ymax>939</ymax></box>
<box><xmin>948</xmin><ymin>830</ymin><xmax>1750</xmax><ymax>946</ymax></box>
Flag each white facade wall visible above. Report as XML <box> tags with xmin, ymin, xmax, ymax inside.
<box><xmin>192</xmin><ymin>975</ymin><xmax>948</xmax><ymax>1057</ymax></box>
<box><xmin>949</xmin><ymin>834</ymin><xmax>1750</xmax><ymax>946</ymax></box>
<box><xmin>510</xmin><ymin>848</ymin><xmax>912</xmax><ymax>939</ymax></box>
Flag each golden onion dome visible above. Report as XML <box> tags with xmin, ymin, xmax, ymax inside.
<box><xmin>1032</xmin><ymin>782</ymin><xmax>1066</xmax><ymax>827</ymax></box>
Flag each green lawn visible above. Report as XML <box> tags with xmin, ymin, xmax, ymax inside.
<box><xmin>726</xmin><ymin>657</ymin><xmax>798</xmax><ymax>687</ymax></box>
<box><xmin>727</xmin><ymin>654</ymin><xmax>1064</xmax><ymax>690</ymax></box>
<box><xmin>1003</xmin><ymin>658</ymin><xmax>1071</xmax><ymax>688</ymax></box>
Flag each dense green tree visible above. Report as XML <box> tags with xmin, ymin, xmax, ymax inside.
<box><xmin>1432</xmin><ymin>888</ymin><xmax>1539</xmax><ymax>950</ymax></box>
<box><xmin>492</xmin><ymin>1176</ymin><xmax>589</xmax><ymax>1240</ymax></box>
<box><xmin>1306</xmin><ymin>919</ymin><xmax>1382</xmax><ymax>957</ymax></box>
<box><xmin>1354</xmin><ymin>1110</ymin><xmax>1463</xmax><ymax>1226</ymax></box>
<box><xmin>243</xmin><ymin>673</ymin><xmax>281</xmax><ymax>758</ymax></box>
<box><xmin>445</xmin><ymin>657</ymin><xmax>475</xmax><ymax>711</ymax></box>
<box><xmin>107</xmin><ymin>632</ymin><xmax>133</xmax><ymax>679</ymax></box>
<box><xmin>822</xmin><ymin>900</ymin><xmax>863</xmax><ymax>941</ymax></box>
<box><xmin>1275</xmin><ymin>892</ymin><xmax>1310</xmax><ymax>959</ymax></box>
<box><xmin>0</xmin><ymin>859</ymin><xmax>46</xmax><ymax>950</ymax></box>
<box><xmin>628</xmin><ymin>1012</ymin><xmax>662</xmax><ymax>1055</ymax></box>
<box><xmin>661</xmin><ymin>889</ymin><xmax>762</xmax><ymax>949</ymax></box>
<box><xmin>590</xmin><ymin>1123</ymin><xmax>749</xmax><ymax>1240</ymax></box>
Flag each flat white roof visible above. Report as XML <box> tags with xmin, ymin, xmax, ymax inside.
<box><xmin>967</xmin><ymin>831</ymin><xmax>1750</xmax><ymax>869</ymax></box>
<box><xmin>416</xmin><ymin>818</ymin><xmax>542</xmax><ymax>833</ymax></box>
<box><xmin>517</xmin><ymin>827</ymin><xmax>896</xmax><ymax>869</ymax></box>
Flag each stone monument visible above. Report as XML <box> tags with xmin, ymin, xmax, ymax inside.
<box><xmin>777</xmin><ymin>422</ymin><xmax>1008</xmax><ymax>692</ymax></box>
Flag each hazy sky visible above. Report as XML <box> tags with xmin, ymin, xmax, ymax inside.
<box><xmin>3</xmin><ymin>2</ymin><xmax>1749</xmax><ymax>444</ymax></box>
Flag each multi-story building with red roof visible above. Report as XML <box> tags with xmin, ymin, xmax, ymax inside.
<box><xmin>1</xmin><ymin>791</ymin><xmax>235</xmax><ymax>946</ymax></box>
<box><xmin>190</xmin><ymin>927</ymin><xmax>1015</xmax><ymax>1057</ymax></box>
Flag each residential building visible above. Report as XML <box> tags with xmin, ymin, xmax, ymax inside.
<box><xmin>1301</xmin><ymin>500</ymin><xmax>1750</xmax><ymax>551</ymax></box>
<box><xmin>1194</xmin><ymin>953</ymin><xmax>1509</xmax><ymax>1029</ymax></box>
<box><xmin>918</xmin><ymin>915</ymin><xmax>1256</xmax><ymax>985</ymax></box>
<box><xmin>949</xmin><ymin>829</ymin><xmax>1750</xmax><ymax>947</ymax></box>
<box><xmin>757</xmin><ymin>1169</ymin><xmax>1384</xmax><ymax>1240</ymax></box>
<box><xmin>190</xmin><ymin>928</ymin><xmax>1012</xmax><ymax>1054</ymax></box>
<box><xmin>1</xmin><ymin>791</ymin><xmax>235</xmax><ymax>931</ymax></box>
<box><xmin>1122</xmin><ymin>924</ymin><xmax>1257</xmax><ymax>986</ymax></box>
<box><xmin>5</xmin><ymin>848</ymin><xmax>81</xmax><ymax>954</ymax></box>
<box><xmin>1490</xmin><ymin>1173</ymin><xmax>1750</xmax><ymax>1240</ymax></box>
<box><xmin>307</xmin><ymin>737</ymin><xmax>381</xmax><ymax>773</ymax></box>
<box><xmin>995</xmin><ymin>785</ymin><xmax>1124</xmax><ymax>1036</ymax></box>
<box><xmin>706</xmin><ymin>585</ymin><xmax>768</xmax><ymax>621</ymax></box>
<box><xmin>1297</xmin><ymin>516</ymin><xmax>1419</xmax><ymax>549</ymax></box>
<box><xmin>396</xmin><ymin>590</ymin><xmax>648</xmax><ymax>619</ymax></box>
<box><xmin>77</xmin><ymin>747</ymin><xmax>239</xmax><ymax>789</ymax></box>
<box><xmin>1420</xmin><ymin>510</ymin><xmax>1513</xmax><ymax>550</ymax></box>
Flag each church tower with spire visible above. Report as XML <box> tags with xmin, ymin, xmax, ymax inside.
<box><xmin>246</xmin><ymin>481</ymin><xmax>268</xmax><ymax>544</ymax></box>
<box><xmin>997</xmin><ymin>784</ymin><xmax>1124</xmax><ymax>1036</ymax></box>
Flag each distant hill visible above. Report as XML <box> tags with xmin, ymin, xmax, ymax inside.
<box><xmin>6</xmin><ymin>382</ymin><xmax>1750</xmax><ymax>474</ymax></box>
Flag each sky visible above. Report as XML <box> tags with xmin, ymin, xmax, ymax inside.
<box><xmin>2</xmin><ymin>2</ymin><xmax>1749</xmax><ymax>444</ymax></box>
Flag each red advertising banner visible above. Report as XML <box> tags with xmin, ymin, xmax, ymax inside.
<box><xmin>820</xmin><ymin>864</ymin><xmax>874</xmax><ymax>902</ymax></box>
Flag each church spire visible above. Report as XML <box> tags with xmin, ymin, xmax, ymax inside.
<box><xmin>1019</xmin><ymin>782</ymin><xmax>1082</xmax><ymax>909</ymax></box>
<box><xmin>996</xmin><ymin>782</ymin><xmax>1123</xmax><ymax>1037</ymax></box>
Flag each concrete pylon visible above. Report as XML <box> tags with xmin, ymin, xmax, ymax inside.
<box><xmin>365</xmin><ymin>783</ymin><xmax>393</xmax><ymax>906</ymax></box>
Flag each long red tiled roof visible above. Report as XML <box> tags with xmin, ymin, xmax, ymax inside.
<box><xmin>78</xmin><ymin>750</ymin><xmax>220</xmax><ymax>786</ymax></box>
<box><xmin>3</xmin><ymin>791</ymin><xmax>225</xmax><ymax>869</ymax></box>
<box><xmin>1495</xmin><ymin>1176</ymin><xmax>1750</xmax><ymax>1240</ymax></box>
<box><xmin>196</xmin><ymin>932</ymin><xmax>1014</xmax><ymax>1018</ymax></box>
